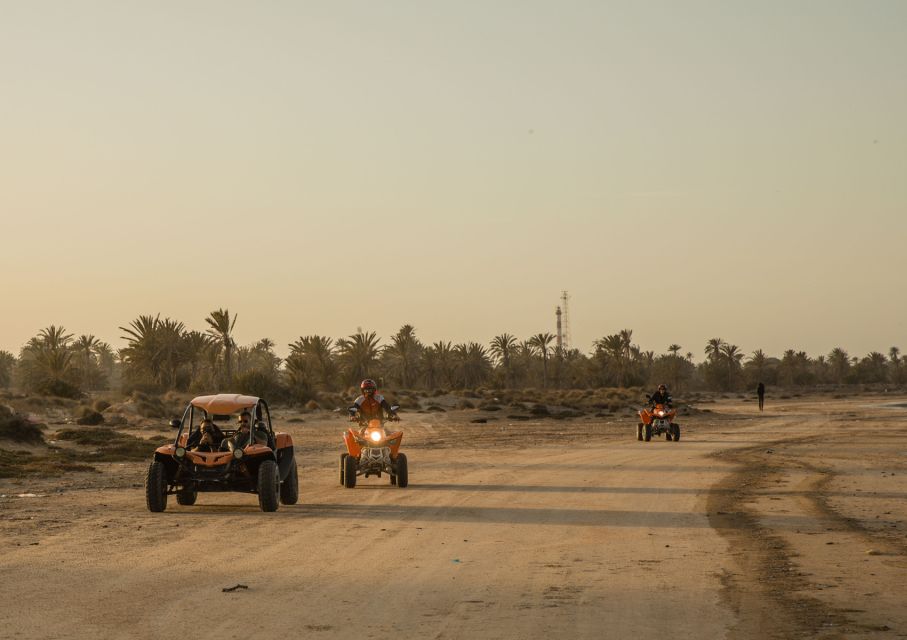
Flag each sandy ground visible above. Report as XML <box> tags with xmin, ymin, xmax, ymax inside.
<box><xmin>1</xmin><ymin>396</ymin><xmax>906</xmax><ymax>639</ymax></box>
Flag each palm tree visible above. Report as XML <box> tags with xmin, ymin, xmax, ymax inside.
<box><xmin>337</xmin><ymin>330</ymin><xmax>381</xmax><ymax>385</ymax></box>
<box><xmin>0</xmin><ymin>350</ymin><xmax>15</xmax><ymax>388</ymax></box>
<box><xmin>453</xmin><ymin>342</ymin><xmax>492</xmax><ymax>388</ymax></box>
<box><xmin>18</xmin><ymin>325</ymin><xmax>77</xmax><ymax>395</ymax></box>
<box><xmin>288</xmin><ymin>335</ymin><xmax>337</xmax><ymax>389</ymax></box>
<box><xmin>720</xmin><ymin>343</ymin><xmax>744</xmax><ymax>389</ymax></box>
<box><xmin>704</xmin><ymin>338</ymin><xmax>726</xmax><ymax>363</ymax></box>
<box><xmin>423</xmin><ymin>341</ymin><xmax>455</xmax><ymax>388</ymax></box>
<box><xmin>72</xmin><ymin>335</ymin><xmax>98</xmax><ymax>389</ymax></box>
<box><xmin>384</xmin><ymin>325</ymin><xmax>423</xmax><ymax>388</ymax></box>
<box><xmin>528</xmin><ymin>332</ymin><xmax>555</xmax><ymax>388</ymax></box>
<box><xmin>889</xmin><ymin>346</ymin><xmax>902</xmax><ymax>384</ymax></box>
<box><xmin>489</xmin><ymin>333</ymin><xmax>518</xmax><ymax>387</ymax></box>
<box><xmin>594</xmin><ymin>334</ymin><xmax>626</xmax><ymax>387</ymax></box>
<box><xmin>205</xmin><ymin>308</ymin><xmax>237</xmax><ymax>386</ymax></box>
<box><xmin>667</xmin><ymin>344</ymin><xmax>682</xmax><ymax>357</ymax></box>
<box><xmin>828</xmin><ymin>347</ymin><xmax>850</xmax><ymax>385</ymax></box>
<box><xmin>182</xmin><ymin>330</ymin><xmax>214</xmax><ymax>389</ymax></box>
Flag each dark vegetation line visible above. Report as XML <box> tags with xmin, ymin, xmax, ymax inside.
<box><xmin>0</xmin><ymin>310</ymin><xmax>903</xmax><ymax>403</ymax></box>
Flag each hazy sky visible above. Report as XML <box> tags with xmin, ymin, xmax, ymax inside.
<box><xmin>1</xmin><ymin>1</ymin><xmax>905</xmax><ymax>360</ymax></box>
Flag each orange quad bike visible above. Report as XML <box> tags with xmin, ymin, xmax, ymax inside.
<box><xmin>340</xmin><ymin>405</ymin><xmax>407</xmax><ymax>488</ymax></box>
<box><xmin>145</xmin><ymin>394</ymin><xmax>299</xmax><ymax>512</ymax></box>
<box><xmin>637</xmin><ymin>397</ymin><xmax>680</xmax><ymax>442</ymax></box>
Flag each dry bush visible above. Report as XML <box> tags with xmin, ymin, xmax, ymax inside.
<box><xmin>0</xmin><ymin>449</ymin><xmax>97</xmax><ymax>478</ymax></box>
<box><xmin>74</xmin><ymin>406</ymin><xmax>105</xmax><ymax>425</ymax></box>
<box><xmin>54</xmin><ymin>428</ymin><xmax>168</xmax><ymax>462</ymax></box>
<box><xmin>0</xmin><ymin>408</ymin><xmax>45</xmax><ymax>444</ymax></box>
<box><xmin>92</xmin><ymin>399</ymin><xmax>112</xmax><ymax>413</ymax></box>
<box><xmin>305</xmin><ymin>400</ymin><xmax>320</xmax><ymax>411</ymax></box>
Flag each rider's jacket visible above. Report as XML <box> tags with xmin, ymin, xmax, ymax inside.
<box><xmin>650</xmin><ymin>391</ymin><xmax>673</xmax><ymax>407</ymax></box>
<box><xmin>354</xmin><ymin>394</ymin><xmax>394</xmax><ymax>420</ymax></box>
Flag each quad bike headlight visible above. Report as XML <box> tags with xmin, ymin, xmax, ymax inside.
<box><xmin>232</xmin><ymin>448</ymin><xmax>244</xmax><ymax>460</ymax></box>
<box><xmin>369</xmin><ymin>431</ymin><xmax>383</xmax><ymax>443</ymax></box>
<box><xmin>175</xmin><ymin>447</ymin><xmax>186</xmax><ymax>458</ymax></box>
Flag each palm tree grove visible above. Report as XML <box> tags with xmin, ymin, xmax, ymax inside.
<box><xmin>1</xmin><ymin>310</ymin><xmax>903</xmax><ymax>402</ymax></box>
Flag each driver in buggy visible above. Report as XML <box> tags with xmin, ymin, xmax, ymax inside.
<box><xmin>350</xmin><ymin>379</ymin><xmax>398</xmax><ymax>433</ymax></box>
<box><xmin>221</xmin><ymin>410</ymin><xmax>269</xmax><ymax>451</ymax></box>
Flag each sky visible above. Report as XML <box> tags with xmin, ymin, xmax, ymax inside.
<box><xmin>1</xmin><ymin>1</ymin><xmax>905</xmax><ymax>361</ymax></box>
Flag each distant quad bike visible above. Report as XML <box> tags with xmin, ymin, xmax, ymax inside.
<box><xmin>637</xmin><ymin>397</ymin><xmax>681</xmax><ymax>442</ymax></box>
<box><xmin>340</xmin><ymin>405</ymin><xmax>407</xmax><ymax>488</ymax></box>
<box><xmin>145</xmin><ymin>394</ymin><xmax>299</xmax><ymax>512</ymax></box>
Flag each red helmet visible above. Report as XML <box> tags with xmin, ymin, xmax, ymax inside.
<box><xmin>360</xmin><ymin>379</ymin><xmax>377</xmax><ymax>394</ymax></box>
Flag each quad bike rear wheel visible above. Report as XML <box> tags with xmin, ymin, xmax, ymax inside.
<box><xmin>257</xmin><ymin>459</ymin><xmax>280</xmax><ymax>512</ymax></box>
<box><xmin>280</xmin><ymin>461</ymin><xmax>299</xmax><ymax>505</ymax></box>
<box><xmin>644</xmin><ymin>424</ymin><xmax>652</xmax><ymax>442</ymax></box>
<box><xmin>395</xmin><ymin>453</ymin><xmax>409</xmax><ymax>488</ymax></box>
<box><xmin>176</xmin><ymin>484</ymin><xmax>197</xmax><ymax>506</ymax></box>
<box><xmin>343</xmin><ymin>454</ymin><xmax>358</xmax><ymax>488</ymax></box>
<box><xmin>145</xmin><ymin>461</ymin><xmax>168</xmax><ymax>512</ymax></box>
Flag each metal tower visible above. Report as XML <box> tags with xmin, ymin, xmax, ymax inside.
<box><xmin>560</xmin><ymin>291</ymin><xmax>571</xmax><ymax>351</ymax></box>
<box><xmin>556</xmin><ymin>306</ymin><xmax>563</xmax><ymax>350</ymax></box>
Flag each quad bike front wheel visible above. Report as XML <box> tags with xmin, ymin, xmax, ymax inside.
<box><xmin>644</xmin><ymin>424</ymin><xmax>652</xmax><ymax>442</ymax></box>
<box><xmin>339</xmin><ymin>453</ymin><xmax>348</xmax><ymax>485</ymax></box>
<box><xmin>637</xmin><ymin>424</ymin><xmax>643</xmax><ymax>441</ymax></box>
<box><xmin>395</xmin><ymin>453</ymin><xmax>409</xmax><ymax>488</ymax></box>
<box><xmin>672</xmin><ymin>425</ymin><xmax>681</xmax><ymax>442</ymax></box>
<box><xmin>145</xmin><ymin>461</ymin><xmax>168</xmax><ymax>512</ymax></box>
<box><xmin>176</xmin><ymin>484</ymin><xmax>197</xmax><ymax>506</ymax></box>
<box><xmin>258</xmin><ymin>460</ymin><xmax>280</xmax><ymax>512</ymax></box>
<box><xmin>280</xmin><ymin>462</ymin><xmax>299</xmax><ymax>505</ymax></box>
<box><xmin>343</xmin><ymin>454</ymin><xmax>358</xmax><ymax>488</ymax></box>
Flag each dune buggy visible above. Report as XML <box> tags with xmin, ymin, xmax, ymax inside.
<box><xmin>145</xmin><ymin>394</ymin><xmax>298</xmax><ymax>512</ymax></box>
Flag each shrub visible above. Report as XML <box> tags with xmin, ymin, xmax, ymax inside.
<box><xmin>0</xmin><ymin>411</ymin><xmax>45</xmax><ymax>444</ymax></box>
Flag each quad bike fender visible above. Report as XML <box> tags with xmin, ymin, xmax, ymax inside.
<box><xmin>386</xmin><ymin>430</ymin><xmax>404</xmax><ymax>457</ymax></box>
<box><xmin>276</xmin><ymin>446</ymin><xmax>296</xmax><ymax>481</ymax></box>
<box><xmin>638</xmin><ymin>409</ymin><xmax>653</xmax><ymax>425</ymax></box>
<box><xmin>344</xmin><ymin>429</ymin><xmax>362</xmax><ymax>457</ymax></box>
<box><xmin>275</xmin><ymin>432</ymin><xmax>293</xmax><ymax>449</ymax></box>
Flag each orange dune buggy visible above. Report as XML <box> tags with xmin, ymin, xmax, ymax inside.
<box><xmin>145</xmin><ymin>394</ymin><xmax>298</xmax><ymax>512</ymax></box>
<box><xmin>340</xmin><ymin>405</ymin><xmax>407</xmax><ymax>488</ymax></box>
<box><xmin>637</xmin><ymin>398</ymin><xmax>681</xmax><ymax>442</ymax></box>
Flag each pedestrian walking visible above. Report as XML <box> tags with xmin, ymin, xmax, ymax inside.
<box><xmin>757</xmin><ymin>382</ymin><xmax>765</xmax><ymax>411</ymax></box>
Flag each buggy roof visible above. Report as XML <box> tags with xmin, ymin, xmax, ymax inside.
<box><xmin>190</xmin><ymin>394</ymin><xmax>259</xmax><ymax>414</ymax></box>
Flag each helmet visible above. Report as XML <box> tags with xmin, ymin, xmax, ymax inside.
<box><xmin>360</xmin><ymin>379</ymin><xmax>377</xmax><ymax>395</ymax></box>
<box><xmin>658</xmin><ymin>384</ymin><xmax>667</xmax><ymax>392</ymax></box>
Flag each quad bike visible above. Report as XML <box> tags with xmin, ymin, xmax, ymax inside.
<box><xmin>340</xmin><ymin>405</ymin><xmax>407</xmax><ymax>488</ymax></box>
<box><xmin>637</xmin><ymin>398</ymin><xmax>680</xmax><ymax>442</ymax></box>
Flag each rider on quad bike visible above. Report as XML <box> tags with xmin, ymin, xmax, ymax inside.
<box><xmin>649</xmin><ymin>384</ymin><xmax>673</xmax><ymax>408</ymax></box>
<box><xmin>637</xmin><ymin>384</ymin><xmax>681</xmax><ymax>442</ymax></box>
<box><xmin>351</xmin><ymin>379</ymin><xmax>398</xmax><ymax>428</ymax></box>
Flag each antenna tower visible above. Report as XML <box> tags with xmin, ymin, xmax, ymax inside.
<box><xmin>555</xmin><ymin>306</ymin><xmax>563</xmax><ymax>350</ymax></box>
<box><xmin>560</xmin><ymin>291</ymin><xmax>571</xmax><ymax>351</ymax></box>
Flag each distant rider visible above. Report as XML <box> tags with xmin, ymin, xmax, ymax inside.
<box><xmin>649</xmin><ymin>384</ymin><xmax>673</xmax><ymax>407</ymax></box>
<box><xmin>351</xmin><ymin>379</ymin><xmax>398</xmax><ymax>427</ymax></box>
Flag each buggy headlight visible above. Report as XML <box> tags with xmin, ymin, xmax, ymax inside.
<box><xmin>369</xmin><ymin>431</ymin><xmax>382</xmax><ymax>443</ymax></box>
<box><xmin>175</xmin><ymin>447</ymin><xmax>186</xmax><ymax>458</ymax></box>
<box><xmin>232</xmin><ymin>448</ymin><xmax>244</xmax><ymax>460</ymax></box>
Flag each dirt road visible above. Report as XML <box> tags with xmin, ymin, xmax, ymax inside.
<box><xmin>2</xmin><ymin>397</ymin><xmax>906</xmax><ymax>639</ymax></box>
